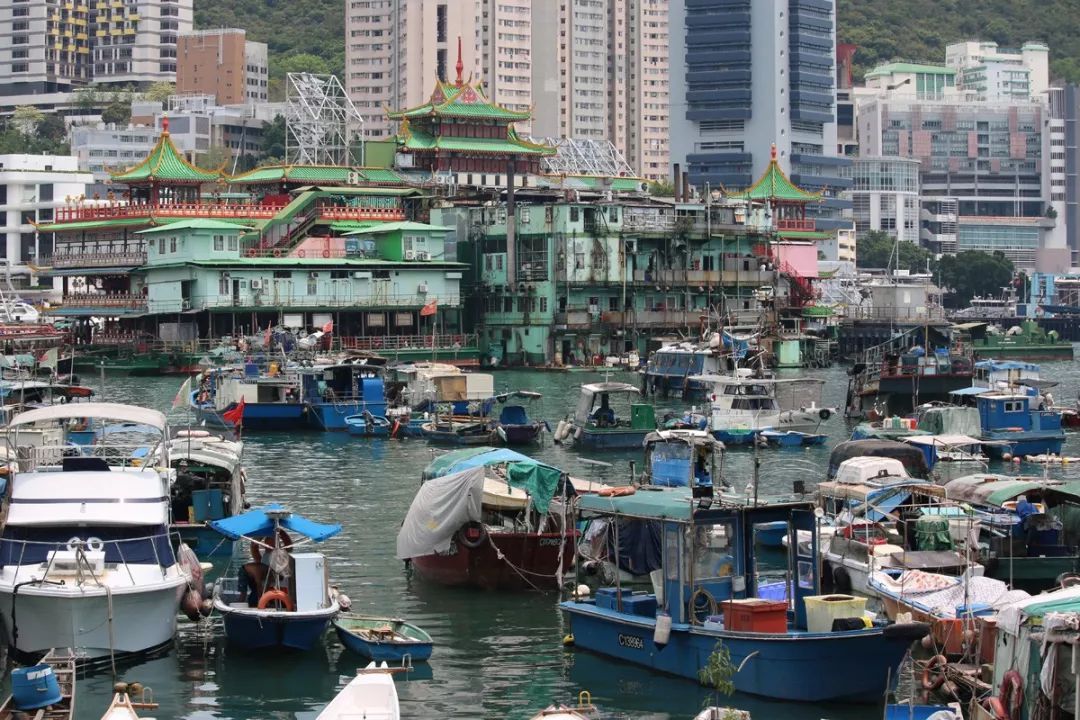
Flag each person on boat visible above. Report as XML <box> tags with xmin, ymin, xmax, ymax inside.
<box><xmin>592</xmin><ymin>396</ymin><xmax>616</xmax><ymax>427</ymax></box>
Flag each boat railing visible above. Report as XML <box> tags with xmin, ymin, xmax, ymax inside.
<box><xmin>0</xmin><ymin>529</ymin><xmax>177</xmax><ymax>585</ymax></box>
<box><xmin>17</xmin><ymin>443</ymin><xmax>163</xmax><ymax>472</ymax></box>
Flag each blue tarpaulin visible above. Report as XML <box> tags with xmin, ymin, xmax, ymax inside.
<box><xmin>208</xmin><ymin>503</ymin><xmax>341</xmax><ymax>543</ymax></box>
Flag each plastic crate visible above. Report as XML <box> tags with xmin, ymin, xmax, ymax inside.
<box><xmin>719</xmin><ymin>599</ymin><xmax>787</xmax><ymax>633</ymax></box>
<box><xmin>803</xmin><ymin>594</ymin><xmax>867</xmax><ymax>633</ymax></box>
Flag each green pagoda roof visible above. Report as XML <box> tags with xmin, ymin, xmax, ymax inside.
<box><xmin>110</xmin><ymin>119</ymin><xmax>222</xmax><ymax>184</ymax></box>
<box><xmin>226</xmin><ymin>165</ymin><xmax>407</xmax><ymax>186</ymax></box>
<box><xmin>398</xmin><ymin>125</ymin><xmax>553</xmax><ymax>156</ymax></box>
<box><xmin>136</xmin><ymin>219</ymin><xmax>252</xmax><ymax>234</ymax></box>
<box><xmin>726</xmin><ymin>145</ymin><xmax>822</xmax><ymax>203</ymax></box>
<box><xmin>387</xmin><ymin>80</ymin><xmax>531</xmax><ymax>122</ymax></box>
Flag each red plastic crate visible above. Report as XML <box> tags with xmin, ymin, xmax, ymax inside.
<box><xmin>720</xmin><ymin>599</ymin><xmax>788</xmax><ymax>633</ymax></box>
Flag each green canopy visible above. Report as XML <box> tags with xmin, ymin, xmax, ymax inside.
<box><xmin>421</xmin><ymin>446</ymin><xmax>564</xmax><ymax>513</ymax></box>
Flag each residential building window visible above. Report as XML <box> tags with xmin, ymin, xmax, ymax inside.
<box><xmin>213</xmin><ymin>235</ymin><xmax>224</xmax><ymax>251</ymax></box>
<box><xmin>170</xmin><ymin>238</ymin><xmax>177</xmax><ymax>253</ymax></box>
<box><xmin>158</xmin><ymin>238</ymin><xmax>165</xmax><ymax>254</ymax></box>
<box><xmin>219</xmin><ymin>276</ymin><xmax>230</xmax><ymax>295</ymax></box>
<box><xmin>496</xmin><ymin>255</ymin><xmax>503</xmax><ymax>270</ymax></box>
<box><xmin>227</xmin><ymin>236</ymin><xmax>238</xmax><ymax>251</ymax></box>
<box><xmin>539</xmin><ymin>296</ymin><xmax>547</xmax><ymax>313</ymax></box>
<box><xmin>38</xmin><ymin>184</ymin><xmax>52</xmax><ymax>202</ymax></box>
<box><xmin>307</xmin><ymin>277</ymin><xmax>317</xmax><ymax>295</ymax></box>
<box><xmin>504</xmin><ymin>296</ymin><xmax>513</xmax><ymax>312</ymax></box>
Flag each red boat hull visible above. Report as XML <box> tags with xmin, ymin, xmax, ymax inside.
<box><xmin>412</xmin><ymin>530</ymin><xmax>577</xmax><ymax>591</ymax></box>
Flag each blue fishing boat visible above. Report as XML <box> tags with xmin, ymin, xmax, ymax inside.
<box><xmin>332</xmin><ymin>614</ymin><xmax>433</xmax><ymax>662</ymax></box>
<box><xmin>558</xmin><ymin>382</ymin><xmax>655</xmax><ymax>450</ymax></box>
<box><xmin>167</xmin><ymin>430</ymin><xmax>246</xmax><ymax>557</ymax></box>
<box><xmin>754</xmin><ymin>521</ymin><xmax>788</xmax><ymax>548</ymax></box>
<box><xmin>300</xmin><ymin>359</ymin><xmax>388</xmax><ymax>431</ymax></box>
<box><xmin>190</xmin><ymin>366</ymin><xmax>305</xmax><ymax>431</ymax></box>
<box><xmin>642</xmin><ymin>430</ymin><xmax>725</xmax><ymax>489</ymax></box>
<box><xmin>560</xmin><ymin>488</ymin><xmax>927</xmax><ymax>702</ymax></box>
<box><xmin>344</xmin><ymin>411</ymin><xmax>392</xmax><ymax>437</ymax></box>
<box><xmin>759</xmin><ymin>430</ymin><xmax>827</xmax><ymax>447</ymax></box>
<box><xmin>210</xmin><ymin>505</ymin><xmax>344</xmax><ymax>651</ymax></box>
<box><xmin>975</xmin><ymin>392</ymin><xmax>1064</xmax><ymax>458</ymax></box>
<box><xmin>493</xmin><ymin>390</ymin><xmax>546</xmax><ymax>446</ymax></box>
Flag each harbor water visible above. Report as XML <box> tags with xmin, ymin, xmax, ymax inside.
<box><xmin>68</xmin><ymin>358</ymin><xmax>1080</xmax><ymax>719</ymax></box>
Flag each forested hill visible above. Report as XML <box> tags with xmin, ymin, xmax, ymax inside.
<box><xmin>193</xmin><ymin>0</ymin><xmax>1080</xmax><ymax>97</ymax></box>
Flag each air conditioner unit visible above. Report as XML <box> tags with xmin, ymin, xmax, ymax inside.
<box><xmin>417</xmin><ymin>282</ymin><xmax>429</xmax><ymax>294</ymax></box>
<box><xmin>415</xmin><ymin>251</ymin><xmax>430</xmax><ymax>261</ymax></box>
<box><xmin>404</xmin><ymin>249</ymin><xmax>416</xmax><ymax>260</ymax></box>
<box><xmin>352</xmin><ymin>271</ymin><xmax>372</xmax><ymax>279</ymax></box>
<box><xmin>347</xmin><ymin>171</ymin><xmax>361</xmax><ymax>185</ymax></box>
<box><xmin>250</xmin><ymin>279</ymin><xmax>263</xmax><ymax>289</ymax></box>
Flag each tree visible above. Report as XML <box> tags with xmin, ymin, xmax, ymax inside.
<box><xmin>38</xmin><ymin>114</ymin><xmax>68</xmax><ymax>143</ymax></box>
<box><xmin>198</xmin><ymin>144</ymin><xmax>234</xmax><ymax>172</ymax></box>
<box><xmin>73</xmin><ymin>87</ymin><xmax>102</xmax><ymax>112</ymax></box>
<box><xmin>937</xmin><ymin>250</ymin><xmax>1015</xmax><ymax>307</ymax></box>
<box><xmin>649</xmin><ymin>180</ymin><xmax>675</xmax><ymax>197</ymax></box>
<box><xmin>260</xmin><ymin>114</ymin><xmax>287</xmax><ymax>164</ymax></box>
<box><xmin>855</xmin><ymin>230</ymin><xmax>936</xmax><ymax>274</ymax></box>
<box><xmin>276</xmin><ymin>53</ymin><xmax>332</xmax><ymax>77</ymax></box>
<box><xmin>12</xmin><ymin>106</ymin><xmax>44</xmax><ymax>135</ymax></box>
<box><xmin>143</xmin><ymin>81</ymin><xmax>175</xmax><ymax>104</ymax></box>
<box><xmin>100</xmin><ymin>98</ymin><xmax>132</xmax><ymax>127</ymax></box>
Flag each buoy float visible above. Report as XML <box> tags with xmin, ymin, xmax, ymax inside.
<box><xmin>562</xmin><ymin>634</ymin><xmax>575</xmax><ymax>646</ymax></box>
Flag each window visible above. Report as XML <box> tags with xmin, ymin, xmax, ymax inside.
<box><xmin>213</xmin><ymin>235</ymin><xmax>224</xmax><ymax>251</ymax></box>
<box><xmin>38</xmin><ymin>184</ymin><xmax>53</xmax><ymax>202</ymax></box>
<box><xmin>158</xmin><ymin>238</ymin><xmax>165</xmax><ymax>254</ymax></box>
<box><xmin>540</xmin><ymin>296</ymin><xmax>547</xmax><ymax>313</ymax></box>
<box><xmin>227</xmin><ymin>236</ymin><xmax>238</xmax><ymax>251</ymax></box>
<box><xmin>503</xmin><ymin>296</ymin><xmax>513</xmax><ymax>312</ymax></box>
<box><xmin>219</xmin><ymin>275</ymin><xmax>230</xmax><ymax>295</ymax></box>
<box><xmin>307</xmin><ymin>277</ymin><xmax>317</xmax><ymax>295</ymax></box>
<box><xmin>496</xmin><ymin>255</ymin><xmax>503</xmax><ymax>270</ymax></box>
<box><xmin>169</xmin><ymin>238</ymin><xmax>177</xmax><ymax>253</ymax></box>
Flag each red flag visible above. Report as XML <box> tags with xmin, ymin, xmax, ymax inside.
<box><xmin>322</xmin><ymin>320</ymin><xmax>334</xmax><ymax>333</ymax></box>
<box><xmin>222</xmin><ymin>397</ymin><xmax>245</xmax><ymax>426</ymax></box>
<box><xmin>263</xmin><ymin>324</ymin><xmax>271</xmax><ymax>347</ymax></box>
<box><xmin>420</xmin><ymin>299</ymin><xmax>437</xmax><ymax>317</ymax></box>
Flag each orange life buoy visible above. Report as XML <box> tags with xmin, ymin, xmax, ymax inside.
<box><xmin>257</xmin><ymin>589</ymin><xmax>294</xmax><ymax>611</ymax></box>
<box><xmin>322</xmin><ymin>249</ymin><xmax>331</xmax><ymax>258</ymax></box>
<box><xmin>920</xmin><ymin>654</ymin><xmax>947</xmax><ymax>691</ymax></box>
<box><xmin>246</xmin><ymin>249</ymin><xmax>257</xmax><ymax>257</ymax></box>
<box><xmin>598</xmin><ymin>485</ymin><xmax>636</xmax><ymax>497</ymax></box>
<box><xmin>984</xmin><ymin>697</ymin><xmax>1008</xmax><ymax>720</ymax></box>
<box><xmin>298</xmin><ymin>249</ymin><xmax>306</xmax><ymax>258</ymax></box>
<box><xmin>1000</xmin><ymin>670</ymin><xmax>1023</xmax><ymax>720</ymax></box>
<box><xmin>273</xmin><ymin>248</ymin><xmax>282</xmax><ymax>258</ymax></box>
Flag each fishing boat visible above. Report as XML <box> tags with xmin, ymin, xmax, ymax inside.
<box><xmin>641</xmin><ymin>430</ymin><xmax>725</xmax><ymax>489</ymax></box>
<box><xmin>344</xmin><ymin>410</ymin><xmax>392</xmax><ymax>437</ymax></box>
<box><xmin>967</xmin><ymin>320</ymin><xmax>1074</xmax><ymax>362</ymax></box>
<box><xmin>165</xmin><ymin>429</ymin><xmax>246</xmax><ymax>557</ymax></box>
<box><xmin>974</xmin><ymin>392</ymin><xmax>1064</xmax><ymax>458</ymax></box>
<box><xmin>0</xmin><ymin>650</ymin><xmax>75</xmax><ymax>720</ymax></box>
<box><xmin>560</xmin><ymin>487</ymin><xmax>928</xmax><ymax>702</ymax></box>
<box><xmin>300</xmin><ymin>358</ymin><xmax>388</xmax><ymax>431</ymax></box>
<box><xmin>190</xmin><ymin>365</ymin><xmax>306</xmax><ymax>431</ymax></box>
<box><xmin>493</xmin><ymin>390</ymin><xmax>546</xmax><ymax>445</ymax></box>
<box><xmin>557</xmin><ymin>382</ymin><xmax>655</xmax><ymax>450</ymax></box>
<box><xmin>419</xmin><ymin>414</ymin><xmax>497</xmax><ymax>445</ymax></box>
<box><xmin>900</xmin><ymin>434</ymin><xmax>988</xmax><ymax>466</ymax></box>
<box><xmin>99</xmin><ymin>682</ymin><xmax>158</xmax><ymax>720</ymax></box>
<box><xmin>847</xmin><ymin>345</ymin><xmax>974</xmax><ymax>419</ymax></box>
<box><xmin>316</xmin><ymin>663</ymin><xmax>400</xmax><ymax>720</ymax></box>
<box><xmin>333</xmin><ymin>614</ymin><xmax>433</xmax><ymax>662</ymax></box>
<box><xmin>397</xmin><ymin>447</ymin><xmax>578</xmax><ymax>591</ymax></box>
<box><xmin>0</xmin><ymin>403</ymin><xmax>191</xmax><ymax>662</ymax></box>
<box><xmin>209</xmin><ymin>504</ymin><xmax>344</xmax><ymax>650</ymax></box>
<box><xmin>828</xmin><ymin>439</ymin><xmax>931</xmax><ymax>480</ymax></box>
<box><xmin>759</xmin><ymin>429</ymin><xmax>827</xmax><ymax>447</ymax></box>
<box><xmin>942</xmin><ymin>474</ymin><xmax>1080</xmax><ymax>592</ymax></box>
<box><xmin>691</xmin><ymin>371</ymin><xmax>835</xmax><ymax>445</ymax></box>
<box><xmin>641</xmin><ymin>336</ymin><xmax>733</xmax><ymax>401</ymax></box>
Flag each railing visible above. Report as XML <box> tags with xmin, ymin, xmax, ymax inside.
<box><xmin>240</xmin><ymin>246</ymin><xmax>349</xmax><ymax>259</ymax></box>
<box><xmin>338</xmin><ymin>333</ymin><xmax>478</xmax><ymax>352</ymax></box>
<box><xmin>48</xmin><ymin>251</ymin><xmax>147</xmax><ymax>268</ymax></box>
<box><xmin>848</xmin><ymin>305</ymin><xmax>947</xmax><ymax>322</ymax></box>
<box><xmin>53</xmin><ymin>200</ymin><xmax>289</xmax><ymax>223</ymax></box>
<box><xmin>317</xmin><ymin>206</ymin><xmax>406</xmax><ymax>222</ymax></box>
<box><xmin>776</xmin><ymin>218</ymin><xmax>817</xmax><ymax>232</ymax></box>
<box><xmin>60</xmin><ymin>293</ymin><xmax>147</xmax><ymax>310</ymax></box>
<box><xmin>194</xmin><ymin>294</ymin><xmax>460</xmax><ymax>310</ymax></box>
<box><xmin>601</xmin><ymin>309</ymin><xmax>708</xmax><ymax>327</ymax></box>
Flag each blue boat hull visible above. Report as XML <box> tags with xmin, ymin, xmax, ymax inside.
<box><xmin>307</xmin><ymin>402</ymin><xmax>387</xmax><ymax>431</ymax></box>
<box><xmin>333</xmin><ymin>625</ymin><xmax>433</xmax><ymax>663</ymax></box>
<box><xmin>220</xmin><ymin>610</ymin><xmax>333</xmax><ymax>651</ymax></box>
<box><xmin>561</xmin><ymin>602</ymin><xmax>915</xmax><ymax>702</ymax></box>
<box><xmin>193</xmin><ymin>402</ymin><xmax>306</xmax><ymax>431</ymax></box>
<box><xmin>574</xmin><ymin>429</ymin><xmax>650</xmax><ymax>450</ymax></box>
<box><xmin>984</xmin><ymin>434</ymin><xmax>1065</xmax><ymax>458</ymax></box>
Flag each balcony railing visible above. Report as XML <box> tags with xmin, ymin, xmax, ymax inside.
<box><xmin>194</xmin><ymin>293</ymin><xmax>461</xmax><ymax>310</ymax></box>
<box><xmin>60</xmin><ymin>293</ymin><xmax>147</xmax><ymax>310</ymax></box>
<box><xmin>316</xmin><ymin>206</ymin><xmax>406</xmax><ymax>222</ymax></box>
<box><xmin>47</xmin><ymin>251</ymin><xmax>147</xmax><ymax>268</ymax></box>
<box><xmin>776</xmin><ymin>218</ymin><xmax>817</xmax><ymax>232</ymax></box>
<box><xmin>339</xmin><ymin>334</ymin><xmax>478</xmax><ymax>352</ymax></box>
<box><xmin>53</xmin><ymin>200</ymin><xmax>290</xmax><ymax>223</ymax></box>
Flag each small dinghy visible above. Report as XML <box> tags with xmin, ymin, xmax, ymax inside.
<box><xmin>759</xmin><ymin>429</ymin><xmax>827</xmax><ymax>447</ymax></box>
<box><xmin>317</xmin><ymin>662</ymin><xmax>400</xmax><ymax>720</ymax></box>
<box><xmin>0</xmin><ymin>651</ymin><xmax>76</xmax><ymax>720</ymax></box>
<box><xmin>100</xmin><ymin>682</ymin><xmax>158</xmax><ymax>720</ymax></box>
<box><xmin>333</xmin><ymin>614</ymin><xmax>434</xmax><ymax>662</ymax></box>
<box><xmin>527</xmin><ymin>691</ymin><xmax>598</xmax><ymax>720</ymax></box>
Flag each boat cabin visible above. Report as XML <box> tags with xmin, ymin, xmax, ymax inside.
<box><xmin>976</xmin><ymin>392</ymin><xmax>1061</xmax><ymax>434</ymax></box>
<box><xmin>642</xmin><ymin>430</ymin><xmax>725</xmax><ymax>490</ymax></box>
<box><xmin>572</xmin><ymin>382</ymin><xmax>654</xmax><ymax>431</ymax></box>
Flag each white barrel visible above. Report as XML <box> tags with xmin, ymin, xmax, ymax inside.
<box><xmin>654</xmin><ymin>611</ymin><xmax>672</xmax><ymax>645</ymax></box>
<box><xmin>554</xmin><ymin>420</ymin><xmax>570</xmax><ymax>442</ymax></box>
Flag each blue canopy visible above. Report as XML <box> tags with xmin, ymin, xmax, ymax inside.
<box><xmin>975</xmin><ymin>360</ymin><xmax>1040</xmax><ymax>372</ymax></box>
<box><xmin>949</xmin><ymin>386</ymin><xmax>990</xmax><ymax>397</ymax></box>
<box><xmin>208</xmin><ymin>503</ymin><xmax>341</xmax><ymax>543</ymax></box>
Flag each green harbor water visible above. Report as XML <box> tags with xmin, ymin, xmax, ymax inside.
<box><xmin>63</xmin><ymin>358</ymin><xmax>1080</xmax><ymax>719</ymax></box>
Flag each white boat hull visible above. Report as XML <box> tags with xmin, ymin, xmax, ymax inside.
<box><xmin>0</xmin><ymin>577</ymin><xmax>186</xmax><ymax>658</ymax></box>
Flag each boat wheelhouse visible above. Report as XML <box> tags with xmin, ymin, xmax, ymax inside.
<box><xmin>642</xmin><ymin>430</ymin><xmax>725</xmax><ymax>489</ymax></box>
<box><xmin>561</xmin><ymin>382</ymin><xmax>656</xmax><ymax>450</ymax></box>
<box><xmin>691</xmin><ymin>372</ymin><xmax>834</xmax><ymax>445</ymax></box>
<box><xmin>975</xmin><ymin>392</ymin><xmax>1064</xmax><ymax>458</ymax></box>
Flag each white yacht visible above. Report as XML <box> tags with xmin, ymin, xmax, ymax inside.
<box><xmin>690</xmin><ymin>370</ymin><xmax>836</xmax><ymax>444</ymax></box>
<box><xmin>0</xmin><ymin>403</ymin><xmax>189</xmax><ymax>661</ymax></box>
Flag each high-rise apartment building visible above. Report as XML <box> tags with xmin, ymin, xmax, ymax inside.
<box><xmin>345</xmin><ymin>0</ymin><xmax>669</xmax><ymax>179</ymax></box>
<box><xmin>946</xmin><ymin>41</ymin><xmax>1049</xmax><ymax>102</ymax></box>
<box><xmin>0</xmin><ymin>0</ymin><xmax>192</xmax><ymax>98</ymax></box>
<box><xmin>668</xmin><ymin>0</ymin><xmax>850</xmax><ymax>229</ymax></box>
<box><xmin>177</xmin><ymin>29</ymin><xmax>268</xmax><ymax>105</ymax></box>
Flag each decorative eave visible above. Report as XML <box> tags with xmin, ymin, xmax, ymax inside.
<box><xmin>725</xmin><ymin>144</ymin><xmax>822</xmax><ymax>203</ymax></box>
<box><xmin>109</xmin><ymin>117</ymin><xmax>222</xmax><ymax>185</ymax></box>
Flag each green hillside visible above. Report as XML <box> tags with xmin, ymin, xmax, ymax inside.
<box><xmin>194</xmin><ymin>0</ymin><xmax>1080</xmax><ymax>95</ymax></box>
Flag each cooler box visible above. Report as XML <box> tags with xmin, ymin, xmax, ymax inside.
<box><xmin>623</xmin><ymin>593</ymin><xmax>658</xmax><ymax>617</ymax></box>
<box><xmin>595</xmin><ymin>587</ymin><xmax>633</xmax><ymax>610</ymax></box>
<box><xmin>803</xmin><ymin>594</ymin><xmax>867</xmax><ymax>633</ymax></box>
<box><xmin>630</xmin><ymin>404</ymin><xmax>656</xmax><ymax>429</ymax></box>
<box><xmin>191</xmin><ymin>489</ymin><xmax>225</xmax><ymax>522</ymax></box>
<box><xmin>719</xmin><ymin>599</ymin><xmax>787</xmax><ymax>633</ymax></box>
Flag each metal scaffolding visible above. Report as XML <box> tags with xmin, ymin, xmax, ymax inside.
<box><xmin>530</xmin><ymin>137</ymin><xmax>635</xmax><ymax>177</ymax></box>
<box><xmin>285</xmin><ymin>73</ymin><xmax>365</xmax><ymax>166</ymax></box>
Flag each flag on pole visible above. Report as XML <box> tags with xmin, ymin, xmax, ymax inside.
<box><xmin>39</xmin><ymin>347</ymin><xmax>59</xmax><ymax>371</ymax></box>
<box><xmin>322</xmin><ymin>320</ymin><xmax>334</xmax><ymax>333</ymax></box>
<box><xmin>172</xmin><ymin>375</ymin><xmax>192</xmax><ymax>409</ymax></box>
<box><xmin>420</xmin><ymin>299</ymin><xmax>438</xmax><ymax>317</ymax></box>
<box><xmin>222</xmin><ymin>397</ymin><xmax>245</xmax><ymax>426</ymax></box>
<box><xmin>263</xmin><ymin>323</ymin><xmax>272</xmax><ymax>347</ymax></box>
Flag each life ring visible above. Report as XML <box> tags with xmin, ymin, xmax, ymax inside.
<box><xmin>250</xmin><ymin>528</ymin><xmax>292</xmax><ymax>564</ymax></box>
<box><xmin>1000</xmin><ymin>670</ymin><xmax>1023</xmax><ymax>720</ymax></box>
<box><xmin>298</xmin><ymin>250</ymin><xmax>306</xmax><ymax>258</ymax></box>
<box><xmin>818</xmin><ymin>408</ymin><xmax>832</xmax><ymax>421</ymax></box>
<box><xmin>322</xmin><ymin>249</ymin><xmax>331</xmax><ymax>258</ymax></box>
<box><xmin>1058</xmin><ymin>572</ymin><xmax>1080</xmax><ymax>588</ymax></box>
<box><xmin>983</xmin><ymin>697</ymin><xmax>1008</xmax><ymax>720</ymax></box>
<box><xmin>920</xmin><ymin>654</ymin><xmax>947</xmax><ymax>691</ymax></box>
<box><xmin>246</xmin><ymin>249</ymin><xmax>256</xmax><ymax>257</ymax></box>
<box><xmin>85</xmin><ymin>536</ymin><xmax>104</xmax><ymax>553</ymax></box>
<box><xmin>598</xmin><ymin>485</ymin><xmax>636</xmax><ymax>497</ymax></box>
<box><xmin>273</xmin><ymin>249</ymin><xmax>282</xmax><ymax>258</ymax></box>
<box><xmin>456</xmin><ymin>521</ymin><xmax>487</xmax><ymax>549</ymax></box>
<box><xmin>257</xmin><ymin>589</ymin><xmax>294</xmax><ymax>611</ymax></box>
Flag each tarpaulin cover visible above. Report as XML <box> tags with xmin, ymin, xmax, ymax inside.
<box><xmin>396</xmin><ymin>466</ymin><xmax>484</xmax><ymax>559</ymax></box>
<box><xmin>609</xmin><ymin>518</ymin><xmax>663</xmax><ymax>575</ymax></box>
<box><xmin>943</xmin><ymin>475</ymin><xmax>1080</xmax><ymax>508</ymax></box>
<box><xmin>208</xmin><ymin>503</ymin><xmax>341</xmax><ymax>543</ymax></box>
<box><xmin>504</xmin><ymin>461</ymin><xmax>562</xmax><ymax>514</ymax></box>
<box><xmin>423</xmin><ymin>446</ymin><xmax>564</xmax><ymax>513</ymax></box>
<box><xmin>918</xmin><ymin>407</ymin><xmax>982</xmax><ymax>436</ymax></box>
<box><xmin>828</xmin><ymin>440</ymin><xmax>930</xmax><ymax>479</ymax></box>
